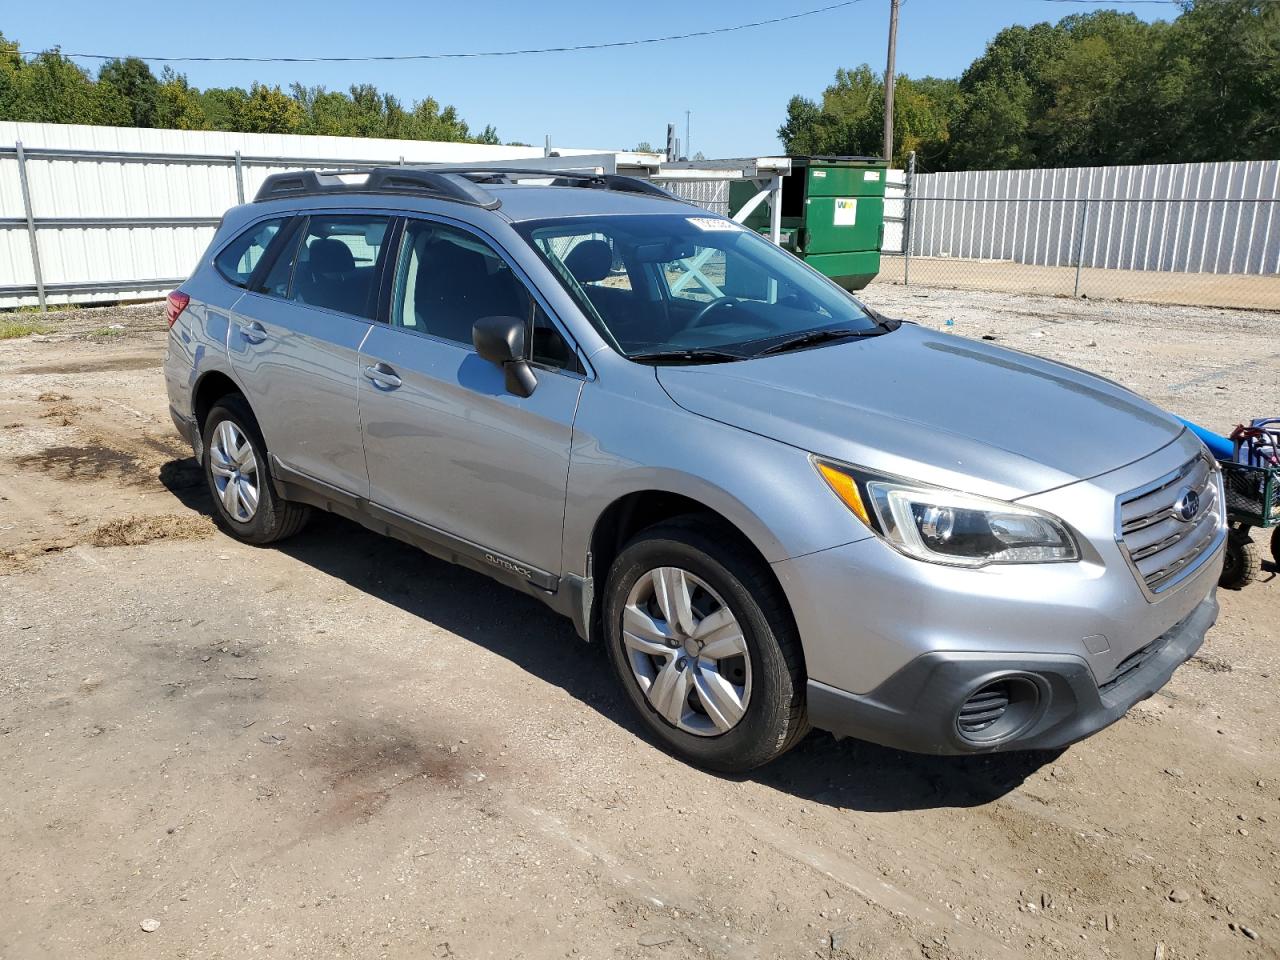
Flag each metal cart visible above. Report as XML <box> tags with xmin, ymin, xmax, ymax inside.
<box><xmin>1218</xmin><ymin>421</ymin><xmax>1280</xmax><ymax>588</ymax></box>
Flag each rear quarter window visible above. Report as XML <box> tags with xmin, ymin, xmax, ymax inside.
<box><xmin>214</xmin><ymin>218</ymin><xmax>287</xmax><ymax>287</ymax></box>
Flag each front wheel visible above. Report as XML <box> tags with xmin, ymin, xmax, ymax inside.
<box><xmin>1220</xmin><ymin>529</ymin><xmax>1260</xmax><ymax>590</ymax></box>
<box><xmin>603</xmin><ymin>518</ymin><xmax>808</xmax><ymax>772</ymax></box>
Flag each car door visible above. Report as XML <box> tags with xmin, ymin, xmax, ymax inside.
<box><xmin>358</xmin><ymin>215</ymin><xmax>586</xmax><ymax>583</ymax></box>
<box><xmin>227</xmin><ymin>211</ymin><xmax>396</xmax><ymax>497</ymax></box>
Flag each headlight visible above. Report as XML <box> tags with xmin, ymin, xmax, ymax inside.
<box><xmin>814</xmin><ymin>459</ymin><xmax>1079</xmax><ymax>566</ymax></box>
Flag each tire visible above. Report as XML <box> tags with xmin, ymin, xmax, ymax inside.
<box><xmin>1272</xmin><ymin>526</ymin><xmax>1279</xmax><ymax>567</ymax></box>
<box><xmin>603</xmin><ymin>517</ymin><xmax>808</xmax><ymax>772</ymax></box>
<box><xmin>1219</xmin><ymin>529</ymin><xmax>1260</xmax><ymax>590</ymax></box>
<box><xmin>202</xmin><ymin>394</ymin><xmax>310</xmax><ymax>545</ymax></box>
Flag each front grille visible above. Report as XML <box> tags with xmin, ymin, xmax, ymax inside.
<box><xmin>1118</xmin><ymin>454</ymin><xmax>1222</xmax><ymax>596</ymax></box>
<box><xmin>957</xmin><ymin>683</ymin><xmax>1010</xmax><ymax>735</ymax></box>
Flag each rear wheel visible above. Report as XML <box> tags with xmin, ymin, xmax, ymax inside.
<box><xmin>202</xmin><ymin>394</ymin><xmax>309</xmax><ymax>545</ymax></box>
<box><xmin>1271</xmin><ymin>526</ymin><xmax>1279</xmax><ymax>567</ymax></box>
<box><xmin>1220</xmin><ymin>529</ymin><xmax>1260</xmax><ymax>590</ymax></box>
<box><xmin>603</xmin><ymin>518</ymin><xmax>808</xmax><ymax>772</ymax></box>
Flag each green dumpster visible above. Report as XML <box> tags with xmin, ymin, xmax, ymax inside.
<box><xmin>729</xmin><ymin>155</ymin><xmax>887</xmax><ymax>291</ymax></box>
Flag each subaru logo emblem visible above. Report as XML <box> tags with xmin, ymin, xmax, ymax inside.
<box><xmin>1174</xmin><ymin>487</ymin><xmax>1200</xmax><ymax>522</ymax></box>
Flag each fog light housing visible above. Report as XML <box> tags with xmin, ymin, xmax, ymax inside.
<box><xmin>955</xmin><ymin>676</ymin><xmax>1041</xmax><ymax>744</ymax></box>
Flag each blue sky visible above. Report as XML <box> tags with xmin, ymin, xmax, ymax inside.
<box><xmin>9</xmin><ymin>1</ymin><xmax>1172</xmax><ymax>156</ymax></box>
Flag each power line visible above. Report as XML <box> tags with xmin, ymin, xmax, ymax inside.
<box><xmin>18</xmin><ymin>0</ymin><xmax>869</xmax><ymax>64</ymax></box>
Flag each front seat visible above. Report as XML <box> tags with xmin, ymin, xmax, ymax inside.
<box><xmin>563</xmin><ymin>239</ymin><xmax>613</xmax><ymax>285</ymax></box>
<box><xmin>296</xmin><ymin>237</ymin><xmax>364</xmax><ymax>315</ymax></box>
<box><xmin>415</xmin><ymin>240</ymin><xmax>523</xmax><ymax>344</ymax></box>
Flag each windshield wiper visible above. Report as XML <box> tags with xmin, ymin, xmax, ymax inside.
<box><xmin>863</xmin><ymin>306</ymin><xmax>904</xmax><ymax>331</ymax></box>
<box><xmin>751</xmin><ymin>328</ymin><xmax>881</xmax><ymax>357</ymax></box>
<box><xmin>628</xmin><ymin>348</ymin><xmax>746</xmax><ymax>365</ymax></box>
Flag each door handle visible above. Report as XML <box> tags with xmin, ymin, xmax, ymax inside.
<box><xmin>240</xmin><ymin>321</ymin><xmax>267</xmax><ymax>345</ymax></box>
<box><xmin>363</xmin><ymin>362</ymin><xmax>402</xmax><ymax>390</ymax></box>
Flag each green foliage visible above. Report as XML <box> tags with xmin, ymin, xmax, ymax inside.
<box><xmin>238</xmin><ymin>82</ymin><xmax>304</xmax><ymax>134</ymax></box>
<box><xmin>97</xmin><ymin>57</ymin><xmax>160</xmax><ymax>127</ymax></box>
<box><xmin>778</xmin><ymin>66</ymin><xmax>958</xmax><ymax>168</ymax></box>
<box><xmin>0</xmin><ymin>318</ymin><xmax>53</xmax><ymax>339</ymax></box>
<box><xmin>781</xmin><ymin>1</ymin><xmax>1279</xmax><ymax>171</ymax></box>
<box><xmin>155</xmin><ymin>68</ymin><xmax>207</xmax><ymax>130</ymax></box>
<box><xmin>0</xmin><ymin>38</ymin><xmax>112</xmax><ymax>125</ymax></box>
<box><xmin>0</xmin><ymin>31</ymin><xmax>500</xmax><ymax>144</ymax></box>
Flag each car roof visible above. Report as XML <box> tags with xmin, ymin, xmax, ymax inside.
<box><xmin>245</xmin><ymin>168</ymin><xmax>703</xmax><ymax>226</ymax></box>
<box><xmin>483</xmin><ymin>183</ymin><xmax>697</xmax><ymax>223</ymax></box>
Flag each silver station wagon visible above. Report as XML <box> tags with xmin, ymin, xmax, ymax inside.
<box><xmin>164</xmin><ymin>167</ymin><xmax>1225</xmax><ymax>771</ymax></box>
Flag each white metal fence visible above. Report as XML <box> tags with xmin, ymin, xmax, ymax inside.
<box><xmin>906</xmin><ymin>160</ymin><xmax>1280</xmax><ymax>276</ymax></box>
<box><xmin>0</xmin><ymin>122</ymin><xmax>628</xmax><ymax>309</ymax></box>
<box><xmin>3</xmin><ymin>124</ymin><xmax>1276</xmax><ymax>312</ymax></box>
<box><xmin>645</xmin><ymin>160</ymin><xmax>1279</xmax><ymax>309</ymax></box>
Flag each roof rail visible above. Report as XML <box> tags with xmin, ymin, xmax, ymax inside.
<box><xmin>253</xmin><ymin>168</ymin><xmax>502</xmax><ymax>209</ymax></box>
<box><xmin>442</xmin><ymin>167</ymin><xmax>683</xmax><ymax>202</ymax></box>
<box><xmin>252</xmin><ymin>165</ymin><xmax>685</xmax><ymax>208</ymax></box>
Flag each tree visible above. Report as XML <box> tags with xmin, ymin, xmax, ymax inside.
<box><xmin>782</xmin><ymin>2</ymin><xmax>1277</xmax><ymax>170</ymax></box>
<box><xmin>633</xmin><ymin>141</ymin><xmax>655</xmax><ymax>153</ymax></box>
<box><xmin>778</xmin><ymin>66</ymin><xmax>956</xmax><ymax>167</ymax></box>
<box><xmin>201</xmin><ymin>86</ymin><xmax>248</xmax><ymax>131</ymax></box>
<box><xmin>1156</xmin><ymin>0</ymin><xmax>1280</xmax><ymax>161</ymax></box>
<box><xmin>97</xmin><ymin>57</ymin><xmax>159</xmax><ymax>127</ymax></box>
<box><xmin>0</xmin><ymin>41</ymin><xmax>106</xmax><ymax>124</ymax></box>
<box><xmin>0</xmin><ymin>29</ymin><xmax>501</xmax><ymax>145</ymax></box>
<box><xmin>407</xmin><ymin>96</ymin><xmax>474</xmax><ymax>142</ymax></box>
<box><xmin>154</xmin><ymin>68</ymin><xmax>206</xmax><ymax>130</ymax></box>
<box><xmin>238</xmin><ymin>82</ymin><xmax>303</xmax><ymax>134</ymax></box>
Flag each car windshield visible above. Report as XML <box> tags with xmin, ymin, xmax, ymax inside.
<box><xmin>516</xmin><ymin>213</ymin><xmax>883</xmax><ymax>361</ymax></box>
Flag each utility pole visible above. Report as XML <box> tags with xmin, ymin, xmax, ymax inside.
<box><xmin>883</xmin><ymin>0</ymin><xmax>900</xmax><ymax>164</ymax></box>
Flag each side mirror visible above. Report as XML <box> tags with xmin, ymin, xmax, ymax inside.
<box><xmin>472</xmin><ymin>315</ymin><xmax>538</xmax><ymax>398</ymax></box>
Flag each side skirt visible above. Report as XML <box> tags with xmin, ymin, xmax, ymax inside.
<box><xmin>269</xmin><ymin>455</ymin><xmax>587</xmax><ymax>630</ymax></box>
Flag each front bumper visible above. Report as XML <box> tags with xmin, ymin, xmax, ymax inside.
<box><xmin>807</xmin><ymin>591</ymin><xmax>1217</xmax><ymax>754</ymax></box>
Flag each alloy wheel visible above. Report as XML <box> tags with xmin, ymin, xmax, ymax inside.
<box><xmin>209</xmin><ymin>419</ymin><xmax>260</xmax><ymax>523</ymax></box>
<box><xmin>621</xmin><ymin>566</ymin><xmax>752</xmax><ymax>736</ymax></box>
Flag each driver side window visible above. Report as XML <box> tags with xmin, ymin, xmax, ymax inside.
<box><xmin>392</xmin><ymin>219</ymin><xmax>580</xmax><ymax>371</ymax></box>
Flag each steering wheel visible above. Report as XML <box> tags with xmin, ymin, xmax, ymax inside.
<box><xmin>687</xmin><ymin>297</ymin><xmax>740</xmax><ymax>329</ymax></box>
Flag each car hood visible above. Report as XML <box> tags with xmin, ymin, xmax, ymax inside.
<box><xmin>655</xmin><ymin>324</ymin><xmax>1185</xmax><ymax>500</ymax></box>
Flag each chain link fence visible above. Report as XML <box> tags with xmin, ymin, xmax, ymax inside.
<box><xmin>653</xmin><ymin>177</ymin><xmax>731</xmax><ymax>216</ymax></box>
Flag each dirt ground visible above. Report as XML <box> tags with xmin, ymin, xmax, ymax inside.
<box><xmin>874</xmin><ymin>258</ymin><xmax>1280</xmax><ymax>312</ymax></box>
<box><xmin>1</xmin><ymin>295</ymin><xmax>1277</xmax><ymax>960</ymax></box>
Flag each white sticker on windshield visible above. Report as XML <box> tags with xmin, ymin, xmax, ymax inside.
<box><xmin>687</xmin><ymin>217</ymin><xmax>743</xmax><ymax>232</ymax></box>
<box><xmin>834</xmin><ymin>198</ymin><xmax>858</xmax><ymax>226</ymax></box>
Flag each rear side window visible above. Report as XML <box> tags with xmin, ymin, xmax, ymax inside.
<box><xmin>214</xmin><ymin>218</ymin><xmax>286</xmax><ymax>287</ymax></box>
<box><xmin>287</xmin><ymin>215</ymin><xmax>391</xmax><ymax>320</ymax></box>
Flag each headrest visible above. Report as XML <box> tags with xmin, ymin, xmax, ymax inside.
<box><xmin>419</xmin><ymin>239</ymin><xmax>491</xmax><ymax>281</ymax></box>
<box><xmin>309</xmin><ymin>237</ymin><xmax>355</xmax><ymax>274</ymax></box>
<box><xmin>563</xmin><ymin>239</ymin><xmax>613</xmax><ymax>284</ymax></box>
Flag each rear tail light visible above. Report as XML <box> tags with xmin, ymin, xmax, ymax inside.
<box><xmin>166</xmin><ymin>290</ymin><xmax>190</xmax><ymax>328</ymax></box>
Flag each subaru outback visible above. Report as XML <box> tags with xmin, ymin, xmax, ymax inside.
<box><xmin>164</xmin><ymin>166</ymin><xmax>1225</xmax><ymax>771</ymax></box>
